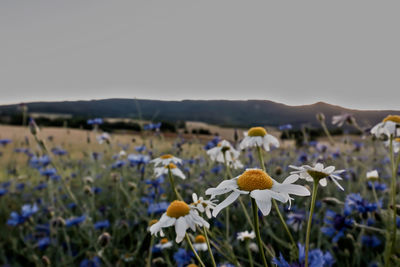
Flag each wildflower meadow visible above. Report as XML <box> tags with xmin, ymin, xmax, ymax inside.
<box><xmin>0</xmin><ymin>114</ymin><xmax>399</xmax><ymax>267</ymax></box>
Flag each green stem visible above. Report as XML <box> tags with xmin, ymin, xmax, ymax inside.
<box><xmin>256</xmin><ymin>146</ymin><xmax>297</xmax><ymax>249</ymax></box>
<box><xmin>305</xmin><ymin>180</ymin><xmax>319</xmax><ymax>267</ymax></box>
<box><xmin>251</xmin><ymin>198</ymin><xmax>269</xmax><ymax>267</ymax></box>
<box><xmin>168</xmin><ymin>168</ymin><xmax>183</xmax><ymax>200</ymax></box>
<box><xmin>186</xmin><ymin>234</ymin><xmax>206</xmax><ymax>267</ymax></box>
<box><xmin>246</xmin><ymin>239</ymin><xmax>254</xmax><ymax>267</ymax></box>
<box><xmin>146</xmin><ymin>236</ymin><xmax>154</xmax><ymax>267</ymax></box>
<box><xmin>320</xmin><ymin>120</ymin><xmax>335</xmax><ymax>145</ymax></box>
<box><xmin>203</xmin><ymin>226</ymin><xmax>217</xmax><ymax>267</ymax></box>
<box><xmin>223</xmin><ymin>152</ymin><xmax>231</xmax><ymax>241</ymax></box>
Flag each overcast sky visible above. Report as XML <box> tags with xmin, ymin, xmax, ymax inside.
<box><xmin>0</xmin><ymin>1</ymin><xmax>399</xmax><ymax>110</ymax></box>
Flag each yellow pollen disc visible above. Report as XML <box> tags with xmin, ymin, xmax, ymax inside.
<box><xmin>248</xmin><ymin>127</ymin><xmax>267</xmax><ymax>137</ymax></box>
<box><xmin>187</xmin><ymin>264</ymin><xmax>198</xmax><ymax>267</ymax></box>
<box><xmin>166</xmin><ymin>200</ymin><xmax>190</xmax><ymax>218</ymax></box>
<box><xmin>195</xmin><ymin>235</ymin><xmax>206</xmax><ymax>243</ymax></box>
<box><xmin>160</xmin><ymin>154</ymin><xmax>174</xmax><ymax>159</ymax></box>
<box><xmin>164</xmin><ymin>163</ymin><xmax>177</xmax><ymax>169</ymax></box>
<box><xmin>148</xmin><ymin>219</ymin><xmax>158</xmax><ymax>226</ymax></box>
<box><xmin>160</xmin><ymin>238</ymin><xmax>169</xmax><ymax>244</ymax></box>
<box><xmin>383</xmin><ymin>115</ymin><xmax>400</xmax><ymax>124</ymax></box>
<box><xmin>237</xmin><ymin>169</ymin><xmax>273</xmax><ymax>191</ymax></box>
<box><xmin>395</xmin><ymin>138</ymin><xmax>400</xmax><ymax>143</ymax></box>
<box><xmin>217</xmin><ymin>143</ymin><xmax>222</xmax><ymax>147</ymax></box>
<box><xmin>307</xmin><ymin>170</ymin><xmax>329</xmax><ymax>180</ymax></box>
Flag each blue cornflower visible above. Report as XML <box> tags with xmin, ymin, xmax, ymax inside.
<box><xmin>344</xmin><ymin>193</ymin><xmax>378</xmax><ymax>216</ymax></box>
<box><xmin>51</xmin><ymin>147</ymin><xmax>67</xmax><ymax>156</ymax></box>
<box><xmin>145</xmin><ymin>176</ymin><xmax>164</xmax><ymax>188</ymax></box>
<box><xmin>37</xmin><ymin>237</ymin><xmax>51</xmax><ymax>250</ymax></box>
<box><xmin>321</xmin><ymin>210</ymin><xmax>353</xmax><ymax>243</ymax></box>
<box><xmin>204</xmin><ymin>135</ymin><xmax>220</xmax><ymax>150</ymax></box>
<box><xmin>0</xmin><ymin>188</ymin><xmax>7</xmax><ymax>196</ymax></box>
<box><xmin>128</xmin><ymin>154</ymin><xmax>150</xmax><ymax>165</ymax></box>
<box><xmin>35</xmin><ymin>182</ymin><xmax>47</xmax><ymax>191</ymax></box>
<box><xmin>273</xmin><ymin>243</ymin><xmax>334</xmax><ymax>267</ymax></box>
<box><xmin>279</xmin><ymin>124</ymin><xmax>292</xmax><ymax>131</ymax></box>
<box><xmin>7</xmin><ymin>204</ymin><xmax>39</xmax><ymax>226</ymax></box>
<box><xmin>16</xmin><ymin>183</ymin><xmax>25</xmax><ymax>191</ymax></box>
<box><xmin>80</xmin><ymin>256</ymin><xmax>101</xmax><ymax>267</ymax></box>
<box><xmin>94</xmin><ymin>220</ymin><xmax>110</xmax><ymax>230</ymax></box>
<box><xmin>367</xmin><ymin>181</ymin><xmax>387</xmax><ymax>192</ymax></box>
<box><xmin>87</xmin><ymin>118</ymin><xmax>103</xmax><ymax>125</ymax></box>
<box><xmin>143</xmin><ymin>122</ymin><xmax>161</xmax><ymax>130</ymax></box>
<box><xmin>111</xmin><ymin>160</ymin><xmax>126</xmax><ymax>169</ymax></box>
<box><xmin>211</xmin><ymin>165</ymin><xmax>223</xmax><ymax>174</ymax></box>
<box><xmin>173</xmin><ymin>248</ymin><xmax>193</xmax><ymax>267</ymax></box>
<box><xmin>65</xmin><ymin>215</ymin><xmax>86</xmax><ymax>227</ymax></box>
<box><xmin>135</xmin><ymin>145</ymin><xmax>146</xmax><ymax>152</ymax></box>
<box><xmin>40</xmin><ymin>168</ymin><xmax>57</xmax><ymax>177</ymax></box>
<box><xmin>147</xmin><ymin>202</ymin><xmax>169</xmax><ymax>215</ymax></box>
<box><xmin>286</xmin><ymin>210</ymin><xmax>306</xmax><ymax>231</ymax></box>
<box><xmin>0</xmin><ymin>139</ymin><xmax>12</xmax><ymax>146</ymax></box>
<box><xmin>362</xmin><ymin>235</ymin><xmax>381</xmax><ymax>248</ymax></box>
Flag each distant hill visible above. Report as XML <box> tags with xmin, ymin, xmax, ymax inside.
<box><xmin>0</xmin><ymin>99</ymin><xmax>398</xmax><ymax>129</ymax></box>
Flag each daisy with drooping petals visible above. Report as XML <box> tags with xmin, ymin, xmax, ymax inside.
<box><xmin>332</xmin><ymin>113</ymin><xmax>355</xmax><ymax>127</ymax></box>
<box><xmin>366</xmin><ymin>170</ymin><xmax>379</xmax><ymax>181</ymax></box>
<box><xmin>239</xmin><ymin>127</ymin><xmax>279</xmax><ymax>151</ymax></box>
<box><xmin>151</xmin><ymin>154</ymin><xmax>182</xmax><ymax>167</ymax></box>
<box><xmin>289</xmin><ymin>163</ymin><xmax>345</xmax><ymax>191</ymax></box>
<box><xmin>154</xmin><ymin>238</ymin><xmax>173</xmax><ymax>250</ymax></box>
<box><xmin>370</xmin><ymin>115</ymin><xmax>400</xmax><ymax>138</ymax></box>
<box><xmin>207</xmin><ymin>140</ymin><xmax>243</xmax><ymax>169</ymax></box>
<box><xmin>149</xmin><ymin>200</ymin><xmax>209</xmax><ymax>243</ymax></box>
<box><xmin>205</xmin><ymin>168</ymin><xmax>310</xmax><ymax>217</ymax></box>
<box><xmin>193</xmin><ymin>235</ymin><xmax>208</xmax><ymax>251</ymax></box>
<box><xmin>154</xmin><ymin>163</ymin><xmax>186</xmax><ymax>179</ymax></box>
<box><xmin>237</xmin><ymin>230</ymin><xmax>255</xmax><ymax>241</ymax></box>
<box><xmin>190</xmin><ymin>193</ymin><xmax>217</xmax><ymax>219</ymax></box>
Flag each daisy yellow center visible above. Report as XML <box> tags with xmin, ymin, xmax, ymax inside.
<box><xmin>248</xmin><ymin>127</ymin><xmax>267</xmax><ymax>137</ymax></box>
<box><xmin>166</xmin><ymin>200</ymin><xmax>190</xmax><ymax>218</ymax></box>
<box><xmin>382</xmin><ymin>115</ymin><xmax>400</xmax><ymax>124</ymax></box>
<box><xmin>195</xmin><ymin>235</ymin><xmax>206</xmax><ymax>243</ymax></box>
<box><xmin>237</xmin><ymin>169</ymin><xmax>273</xmax><ymax>191</ymax></box>
<box><xmin>187</xmin><ymin>264</ymin><xmax>198</xmax><ymax>267</ymax></box>
<box><xmin>165</xmin><ymin>163</ymin><xmax>177</xmax><ymax>169</ymax></box>
<box><xmin>160</xmin><ymin>238</ymin><xmax>169</xmax><ymax>244</ymax></box>
<box><xmin>395</xmin><ymin>138</ymin><xmax>400</xmax><ymax>143</ymax></box>
<box><xmin>148</xmin><ymin>219</ymin><xmax>158</xmax><ymax>226</ymax></box>
<box><xmin>307</xmin><ymin>170</ymin><xmax>329</xmax><ymax>180</ymax></box>
<box><xmin>160</xmin><ymin>154</ymin><xmax>174</xmax><ymax>159</ymax></box>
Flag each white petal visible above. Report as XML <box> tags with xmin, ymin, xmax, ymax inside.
<box><xmin>319</xmin><ymin>178</ymin><xmax>327</xmax><ymax>187</ymax></box>
<box><xmin>282</xmin><ymin>174</ymin><xmax>299</xmax><ymax>184</ymax></box>
<box><xmin>212</xmin><ymin>191</ymin><xmax>240</xmax><ymax>217</ymax></box>
<box><xmin>255</xmin><ymin>198</ymin><xmax>272</xmax><ymax>216</ymax></box>
<box><xmin>330</xmin><ymin>177</ymin><xmax>344</xmax><ymax>191</ymax></box>
<box><xmin>251</xmin><ymin>189</ymin><xmax>288</xmax><ymax>203</ymax></box>
<box><xmin>272</xmin><ymin>183</ymin><xmax>310</xmax><ymax>196</ymax></box>
<box><xmin>175</xmin><ymin>217</ymin><xmax>188</xmax><ymax>243</ymax></box>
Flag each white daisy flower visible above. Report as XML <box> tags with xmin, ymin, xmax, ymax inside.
<box><xmin>149</xmin><ymin>200</ymin><xmax>209</xmax><ymax>243</ymax></box>
<box><xmin>151</xmin><ymin>154</ymin><xmax>182</xmax><ymax>167</ymax></box>
<box><xmin>154</xmin><ymin>238</ymin><xmax>173</xmax><ymax>250</ymax></box>
<box><xmin>332</xmin><ymin>113</ymin><xmax>355</xmax><ymax>127</ymax></box>
<box><xmin>237</xmin><ymin>230</ymin><xmax>255</xmax><ymax>241</ymax></box>
<box><xmin>289</xmin><ymin>163</ymin><xmax>345</xmax><ymax>191</ymax></box>
<box><xmin>96</xmin><ymin>133</ymin><xmax>111</xmax><ymax>144</ymax></box>
<box><xmin>205</xmin><ymin>169</ymin><xmax>310</xmax><ymax>217</ymax></box>
<box><xmin>154</xmin><ymin>163</ymin><xmax>186</xmax><ymax>179</ymax></box>
<box><xmin>366</xmin><ymin>170</ymin><xmax>379</xmax><ymax>181</ymax></box>
<box><xmin>371</xmin><ymin>115</ymin><xmax>400</xmax><ymax>138</ymax></box>
<box><xmin>239</xmin><ymin>127</ymin><xmax>279</xmax><ymax>151</ymax></box>
<box><xmin>393</xmin><ymin>138</ymin><xmax>400</xmax><ymax>153</ymax></box>
<box><xmin>193</xmin><ymin>235</ymin><xmax>208</xmax><ymax>251</ymax></box>
<box><xmin>190</xmin><ymin>193</ymin><xmax>217</xmax><ymax>219</ymax></box>
<box><xmin>207</xmin><ymin>140</ymin><xmax>243</xmax><ymax>169</ymax></box>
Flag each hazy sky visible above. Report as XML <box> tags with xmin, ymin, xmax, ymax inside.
<box><xmin>1</xmin><ymin>1</ymin><xmax>399</xmax><ymax>110</ymax></box>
